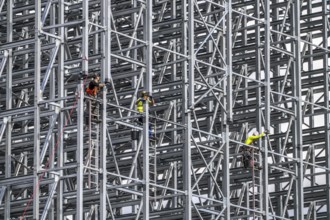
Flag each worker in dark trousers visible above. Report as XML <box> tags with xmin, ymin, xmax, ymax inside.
<box><xmin>136</xmin><ymin>91</ymin><xmax>155</xmax><ymax>137</ymax></box>
<box><xmin>241</xmin><ymin>130</ymin><xmax>268</xmax><ymax>170</ymax></box>
<box><xmin>85</xmin><ymin>73</ymin><xmax>107</xmax><ymax>124</ymax></box>
<box><xmin>85</xmin><ymin>73</ymin><xmax>106</xmax><ymax>97</ymax></box>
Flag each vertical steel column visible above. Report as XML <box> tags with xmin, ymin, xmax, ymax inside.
<box><xmin>171</xmin><ymin>0</ymin><xmax>178</xmax><ymax>208</ymax></box>
<box><xmin>77</xmin><ymin>0</ymin><xmax>89</xmax><ymax>219</ymax></box>
<box><xmin>226</xmin><ymin>0</ymin><xmax>232</xmax><ymax>122</ymax></box>
<box><xmin>4</xmin><ymin>0</ymin><xmax>12</xmax><ymax>219</ymax></box>
<box><xmin>182</xmin><ymin>0</ymin><xmax>187</xmax><ymax>216</ymax></box>
<box><xmin>34</xmin><ymin>1</ymin><xmax>42</xmax><ymax>219</ymax></box>
<box><xmin>56</xmin><ymin>1</ymin><xmax>65</xmax><ymax>219</ymax></box>
<box><xmin>222</xmin><ymin>80</ymin><xmax>230</xmax><ymax>220</ymax></box>
<box><xmin>255</xmin><ymin>0</ymin><xmax>263</xmax><ymax>215</ymax></box>
<box><xmin>323</xmin><ymin>0</ymin><xmax>330</xmax><ymax>219</ymax></box>
<box><xmin>76</xmin><ymin>57</ymin><xmax>85</xmax><ymax>219</ymax></box>
<box><xmin>206</xmin><ymin>4</ymin><xmax>215</xmax><ymax>217</ymax></box>
<box><xmin>170</xmin><ymin>2</ymin><xmax>179</xmax><ymax>208</ymax></box>
<box><xmin>272</xmin><ymin>0</ymin><xmax>284</xmax><ymax>216</ymax></box>
<box><xmin>22</xmin><ymin>0</ymin><xmax>29</xmax><ymax>206</ymax></box>
<box><xmin>131</xmin><ymin>0</ymin><xmax>139</xmax><ymax>214</ymax></box>
<box><xmin>292</xmin><ymin>0</ymin><xmax>304</xmax><ymax>218</ymax></box>
<box><xmin>255</xmin><ymin>0</ymin><xmax>263</xmax><ymax>216</ymax></box>
<box><xmin>48</xmin><ymin>4</ymin><xmax>56</xmax><ymax>219</ymax></box>
<box><xmin>223</xmin><ymin>1</ymin><xmax>232</xmax><ymax>219</ymax></box>
<box><xmin>263</xmin><ymin>0</ymin><xmax>271</xmax><ymax>218</ymax></box>
<box><xmin>76</xmin><ymin>99</ymin><xmax>83</xmax><ymax>209</ymax></box>
<box><xmin>22</xmin><ymin>0</ymin><xmax>29</xmax><ymax>162</ymax></box>
<box><xmin>171</xmin><ymin>0</ymin><xmax>178</xmax><ymax>149</ymax></box>
<box><xmin>182</xmin><ymin>0</ymin><xmax>193</xmax><ymax>219</ymax></box>
<box><xmin>100</xmin><ymin>0</ymin><xmax>111</xmax><ymax>219</ymax></box>
<box><xmin>143</xmin><ymin>0</ymin><xmax>153</xmax><ymax>219</ymax></box>
<box><xmin>171</xmin><ymin>6</ymin><xmax>178</xmax><ymax>209</ymax></box>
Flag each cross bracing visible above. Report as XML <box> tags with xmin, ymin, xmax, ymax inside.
<box><xmin>0</xmin><ymin>0</ymin><xmax>329</xmax><ymax>219</ymax></box>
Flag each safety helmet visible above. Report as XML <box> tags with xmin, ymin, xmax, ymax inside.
<box><xmin>141</xmin><ymin>90</ymin><xmax>148</xmax><ymax>97</ymax></box>
<box><xmin>253</xmin><ymin>131</ymin><xmax>259</xmax><ymax>136</ymax></box>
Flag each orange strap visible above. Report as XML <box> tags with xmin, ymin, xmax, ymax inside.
<box><xmin>85</xmin><ymin>87</ymin><xmax>98</xmax><ymax>96</ymax></box>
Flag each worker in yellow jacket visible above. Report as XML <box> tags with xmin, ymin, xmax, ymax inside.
<box><xmin>245</xmin><ymin>131</ymin><xmax>266</xmax><ymax>145</ymax></box>
<box><xmin>136</xmin><ymin>91</ymin><xmax>155</xmax><ymax>116</ymax></box>
<box><xmin>136</xmin><ymin>91</ymin><xmax>155</xmax><ymax>137</ymax></box>
<box><xmin>242</xmin><ymin>130</ymin><xmax>268</xmax><ymax>170</ymax></box>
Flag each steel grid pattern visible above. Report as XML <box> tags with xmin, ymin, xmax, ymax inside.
<box><xmin>0</xmin><ymin>0</ymin><xmax>329</xmax><ymax>219</ymax></box>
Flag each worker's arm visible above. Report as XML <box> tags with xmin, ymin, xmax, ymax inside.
<box><xmin>148</xmin><ymin>96</ymin><xmax>155</xmax><ymax>106</ymax></box>
<box><xmin>99</xmin><ymin>78</ymin><xmax>111</xmax><ymax>88</ymax></box>
<box><xmin>135</xmin><ymin>98</ymin><xmax>141</xmax><ymax>105</ymax></box>
<box><xmin>104</xmin><ymin>78</ymin><xmax>111</xmax><ymax>89</ymax></box>
<box><xmin>244</xmin><ymin>132</ymin><xmax>265</xmax><ymax>145</ymax></box>
<box><xmin>249</xmin><ymin>132</ymin><xmax>265</xmax><ymax>140</ymax></box>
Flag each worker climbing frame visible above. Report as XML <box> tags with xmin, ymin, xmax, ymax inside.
<box><xmin>0</xmin><ymin>0</ymin><xmax>329</xmax><ymax>220</ymax></box>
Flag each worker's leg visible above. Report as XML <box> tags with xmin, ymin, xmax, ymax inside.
<box><xmin>243</xmin><ymin>159</ymin><xmax>250</xmax><ymax>169</ymax></box>
<box><xmin>138</xmin><ymin>116</ymin><xmax>143</xmax><ymax>125</ymax></box>
<box><xmin>91</xmin><ymin>99</ymin><xmax>98</xmax><ymax>115</ymax></box>
<box><xmin>249</xmin><ymin>159</ymin><xmax>254</xmax><ymax>168</ymax></box>
<box><xmin>85</xmin><ymin>98</ymin><xmax>90</xmax><ymax>127</ymax></box>
<box><xmin>253</xmin><ymin>159</ymin><xmax>262</xmax><ymax>170</ymax></box>
<box><xmin>242</xmin><ymin>151</ymin><xmax>251</xmax><ymax>169</ymax></box>
<box><xmin>249</xmin><ymin>151</ymin><xmax>262</xmax><ymax>170</ymax></box>
<box><xmin>149</xmin><ymin>123</ymin><xmax>153</xmax><ymax>137</ymax></box>
<box><xmin>90</xmin><ymin>98</ymin><xmax>102</xmax><ymax>123</ymax></box>
<box><xmin>242</xmin><ymin>152</ymin><xmax>250</xmax><ymax>169</ymax></box>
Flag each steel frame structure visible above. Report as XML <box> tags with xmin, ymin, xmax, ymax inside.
<box><xmin>0</xmin><ymin>0</ymin><xmax>329</xmax><ymax>219</ymax></box>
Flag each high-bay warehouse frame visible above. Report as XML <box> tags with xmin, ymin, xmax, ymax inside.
<box><xmin>0</xmin><ymin>0</ymin><xmax>329</xmax><ymax>219</ymax></box>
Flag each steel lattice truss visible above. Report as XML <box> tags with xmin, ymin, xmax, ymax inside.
<box><xmin>0</xmin><ymin>0</ymin><xmax>329</xmax><ymax>219</ymax></box>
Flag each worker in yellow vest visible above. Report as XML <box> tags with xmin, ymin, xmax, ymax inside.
<box><xmin>241</xmin><ymin>130</ymin><xmax>269</xmax><ymax>170</ymax></box>
<box><xmin>136</xmin><ymin>91</ymin><xmax>155</xmax><ymax>136</ymax></box>
<box><xmin>136</xmin><ymin>91</ymin><xmax>155</xmax><ymax>123</ymax></box>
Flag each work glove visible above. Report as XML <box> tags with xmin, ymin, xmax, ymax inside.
<box><xmin>80</xmin><ymin>71</ymin><xmax>88</xmax><ymax>80</ymax></box>
<box><xmin>104</xmin><ymin>78</ymin><xmax>111</xmax><ymax>89</ymax></box>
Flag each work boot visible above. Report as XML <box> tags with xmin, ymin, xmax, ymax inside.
<box><xmin>150</xmin><ymin>136</ymin><xmax>158</xmax><ymax>141</ymax></box>
<box><xmin>92</xmin><ymin>117</ymin><xmax>102</xmax><ymax>123</ymax></box>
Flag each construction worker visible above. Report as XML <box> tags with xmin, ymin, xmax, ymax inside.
<box><xmin>85</xmin><ymin>73</ymin><xmax>106</xmax><ymax>97</ymax></box>
<box><xmin>136</xmin><ymin>91</ymin><xmax>155</xmax><ymax>136</ymax></box>
<box><xmin>85</xmin><ymin>73</ymin><xmax>109</xmax><ymax>124</ymax></box>
<box><xmin>241</xmin><ymin>130</ymin><xmax>269</xmax><ymax>170</ymax></box>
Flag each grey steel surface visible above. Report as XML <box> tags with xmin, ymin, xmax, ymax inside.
<box><xmin>0</xmin><ymin>0</ymin><xmax>329</xmax><ymax>219</ymax></box>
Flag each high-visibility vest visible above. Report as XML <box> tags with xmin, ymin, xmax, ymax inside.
<box><xmin>136</xmin><ymin>98</ymin><xmax>144</xmax><ymax>113</ymax></box>
<box><xmin>85</xmin><ymin>84</ymin><xmax>99</xmax><ymax>96</ymax></box>
<box><xmin>244</xmin><ymin>132</ymin><xmax>265</xmax><ymax>145</ymax></box>
<box><xmin>136</xmin><ymin>97</ymin><xmax>154</xmax><ymax>113</ymax></box>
